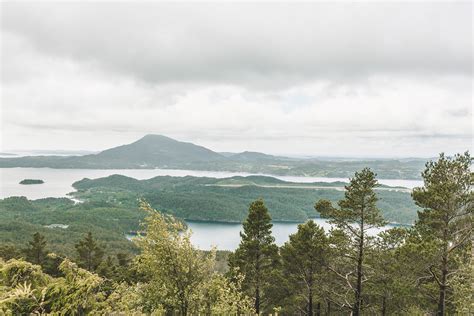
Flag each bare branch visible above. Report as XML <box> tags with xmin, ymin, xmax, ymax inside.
<box><xmin>428</xmin><ymin>265</ymin><xmax>442</xmax><ymax>287</ymax></box>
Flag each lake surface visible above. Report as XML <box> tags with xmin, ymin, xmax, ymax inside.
<box><xmin>125</xmin><ymin>219</ymin><xmax>396</xmax><ymax>251</ymax></box>
<box><xmin>185</xmin><ymin>219</ymin><xmax>395</xmax><ymax>250</ymax></box>
<box><xmin>0</xmin><ymin>167</ymin><xmax>423</xmax><ymax>200</ymax></box>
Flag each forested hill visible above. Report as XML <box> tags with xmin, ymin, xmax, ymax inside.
<box><xmin>71</xmin><ymin>174</ymin><xmax>418</xmax><ymax>224</ymax></box>
<box><xmin>0</xmin><ymin>134</ymin><xmax>427</xmax><ymax>179</ymax></box>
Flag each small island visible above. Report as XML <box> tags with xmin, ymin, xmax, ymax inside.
<box><xmin>19</xmin><ymin>179</ymin><xmax>45</xmax><ymax>185</ymax></box>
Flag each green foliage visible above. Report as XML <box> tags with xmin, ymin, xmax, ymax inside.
<box><xmin>450</xmin><ymin>257</ymin><xmax>474</xmax><ymax>314</ymax></box>
<box><xmin>73</xmin><ymin>174</ymin><xmax>419</xmax><ymax>224</ymax></box>
<box><xmin>0</xmin><ymin>244</ymin><xmax>22</xmax><ymax>261</ymax></box>
<box><xmin>195</xmin><ymin>272</ymin><xmax>254</xmax><ymax>315</ymax></box>
<box><xmin>228</xmin><ymin>199</ymin><xmax>279</xmax><ymax>314</ymax></box>
<box><xmin>0</xmin><ymin>259</ymin><xmax>50</xmax><ymax>314</ymax></box>
<box><xmin>19</xmin><ymin>179</ymin><xmax>44</xmax><ymax>185</ymax></box>
<box><xmin>0</xmin><ymin>196</ymin><xmax>140</xmax><ymax>258</ymax></box>
<box><xmin>411</xmin><ymin>152</ymin><xmax>472</xmax><ymax>315</ymax></box>
<box><xmin>316</xmin><ymin>168</ymin><xmax>386</xmax><ymax>229</ymax></box>
<box><xmin>365</xmin><ymin>227</ymin><xmax>414</xmax><ymax>314</ymax></box>
<box><xmin>0</xmin><ymin>259</ymin><xmax>49</xmax><ymax>289</ymax></box>
<box><xmin>0</xmin><ymin>152</ymin><xmax>471</xmax><ymax>315</ymax></box>
<box><xmin>24</xmin><ymin>232</ymin><xmax>48</xmax><ymax>265</ymax></box>
<box><xmin>0</xmin><ymin>210</ymin><xmax>252</xmax><ymax>315</ymax></box>
<box><xmin>135</xmin><ymin>201</ymin><xmax>253</xmax><ymax>315</ymax></box>
<box><xmin>44</xmin><ymin>258</ymin><xmax>108</xmax><ymax>314</ymax></box>
<box><xmin>75</xmin><ymin>232</ymin><xmax>104</xmax><ymax>272</ymax></box>
<box><xmin>315</xmin><ymin>168</ymin><xmax>386</xmax><ymax>315</ymax></box>
<box><xmin>279</xmin><ymin>220</ymin><xmax>329</xmax><ymax>315</ymax></box>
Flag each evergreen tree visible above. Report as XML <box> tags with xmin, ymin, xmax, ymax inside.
<box><xmin>411</xmin><ymin>152</ymin><xmax>472</xmax><ymax>316</ymax></box>
<box><xmin>114</xmin><ymin>252</ymin><xmax>142</xmax><ymax>283</ymax></box>
<box><xmin>315</xmin><ymin>168</ymin><xmax>386</xmax><ymax>316</ymax></box>
<box><xmin>367</xmin><ymin>227</ymin><xmax>411</xmax><ymax>315</ymax></box>
<box><xmin>136</xmin><ymin>201</ymin><xmax>254</xmax><ymax>315</ymax></box>
<box><xmin>116</xmin><ymin>252</ymin><xmax>130</xmax><ymax>267</ymax></box>
<box><xmin>280</xmin><ymin>220</ymin><xmax>329</xmax><ymax>316</ymax></box>
<box><xmin>228</xmin><ymin>199</ymin><xmax>279</xmax><ymax>314</ymax></box>
<box><xmin>75</xmin><ymin>232</ymin><xmax>104</xmax><ymax>272</ymax></box>
<box><xmin>25</xmin><ymin>232</ymin><xmax>48</xmax><ymax>266</ymax></box>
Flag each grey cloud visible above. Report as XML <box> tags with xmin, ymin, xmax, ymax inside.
<box><xmin>1</xmin><ymin>2</ymin><xmax>472</xmax><ymax>157</ymax></box>
<box><xmin>1</xmin><ymin>2</ymin><xmax>471</xmax><ymax>88</ymax></box>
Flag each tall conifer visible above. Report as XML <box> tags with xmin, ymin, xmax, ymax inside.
<box><xmin>412</xmin><ymin>152</ymin><xmax>472</xmax><ymax>316</ymax></box>
<box><xmin>228</xmin><ymin>199</ymin><xmax>279</xmax><ymax>314</ymax></box>
<box><xmin>315</xmin><ymin>168</ymin><xmax>385</xmax><ymax>315</ymax></box>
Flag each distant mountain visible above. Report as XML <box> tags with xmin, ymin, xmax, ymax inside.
<box><xmin>218</xmin><ymin>152</ymin><xmax>237</xmax><ymax>157</ymax></box>
<box><xmin>229</xmin><ymin>151</ymin><xmax>281</xmax><ymax>162</ymax></box>
<box><xmin>0</xmin><ymin>134</ymin><xmax>427</xmax><ymax>179</ymax></box>
<box><xmin>82</xmin><ymin>134</ymin><xmax>225</xmax><ymax>167</ymax></box>
<box><xmin>0</xmin><ymin>134</ymin><xmax>225</xmax><ymax>169</ymax></box>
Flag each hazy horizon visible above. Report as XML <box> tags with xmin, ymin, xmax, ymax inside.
<box><xmin>0</xmin><ymin>133</ymin><xmax>438</xmax><ymax>160</ymax></box>
<box><xmin>1</xmin><ymin>2</ymin><xmax>472</xmax><ymax>157</ymax></box>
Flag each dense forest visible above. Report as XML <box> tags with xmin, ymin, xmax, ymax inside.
<box><xmin>72</xmin><ymin>174</ymin><xmax>418</xmax><ymax>224</ymax></box>
<box><xmin>0</xmin><ymin>174</ymin><xmax>418</xmax><ymax>260</ymax></box>
<box><xmin>0</xmin><ymin>152</ymin><xmax>472</xmax><ymax>315</ymax></box>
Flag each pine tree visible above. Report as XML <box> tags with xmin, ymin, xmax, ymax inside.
<box><xmin>367</xmin><ymin>227</ymin><xmax>411</xmax><ymax>315</ymax></box>
<box><xmin>75</xmin><ymin>232</ymin><xmax>104</xmax><ymax>272</ymax></box>
<box><xmin>280</xmin><ymin>220</ymin><xmax>329</xmax><ymax>316</ymax></box>
<box><xmin>228</xmin><ymin>199</ymin><xmax>279</xmax><ymax>314</ymax></box>
<box><xmin>315</xmin><ymin>168</ymin><xmax>385</xmax><ymax>316</ymax></box>
<box><xmin>411</xmin><ymin>152</ymin><xmax>472</xmax><ymax>316</ymax></box>
<box><xmin>25</xmin><ymin>232</ymin><xmax>48</xmax><ymax>266</ymax></box>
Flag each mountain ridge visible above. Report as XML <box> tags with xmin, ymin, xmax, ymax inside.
<box><xmin>0</xmin><ymin>134</ymin><xmax>427</xmax><ymax>180</ymax></box>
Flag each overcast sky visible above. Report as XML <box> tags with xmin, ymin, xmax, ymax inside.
<box><xmin>1</xmin><ymin>2</ymin><xmax>472</xmax><ymax>157</ymax></box>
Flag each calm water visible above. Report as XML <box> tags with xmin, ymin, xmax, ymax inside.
<box><xmin>125</xmin><ymin>220</ymin><xmax>394</xmax><ymax>251</ymax></box>
<box><xmin>1</xmin><ymin>167</ymin><xmax>411</xmax><ymax>250</ymax></box>
<box><xmin>185</xmin><ymin>219</ymin><xmax>394</xmax><ymax>250</ymax></box>
<box><xmin>0</xmin><ymin>167</ymin><xmax>423</xmax><ymax>200</ymax></box>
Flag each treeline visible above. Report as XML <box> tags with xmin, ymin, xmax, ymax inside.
<box><xmin>0</xmin><ymin>152</ymin><xmax>472</xmax><ymax>315</ymax></box>
<box><xmin>227</xmin><ymin>152</ymin><xmax>472</xmax><ymax>315</ymax></box>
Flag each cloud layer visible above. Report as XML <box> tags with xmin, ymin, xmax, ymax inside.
<box><xmin>1</xmin><ymin>2</ymin><xmax>472</xmax><ymax>157</ymax></box>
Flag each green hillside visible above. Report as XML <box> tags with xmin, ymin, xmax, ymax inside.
<box><xmin>72</xmin><ymin>174</ymin><xmax>418</xmax><ymax>224</ymax></box>
<box><xmin>0</xmin><ymin>197</ymin><xmax>140</xmax><ymax>257</ymax></box>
